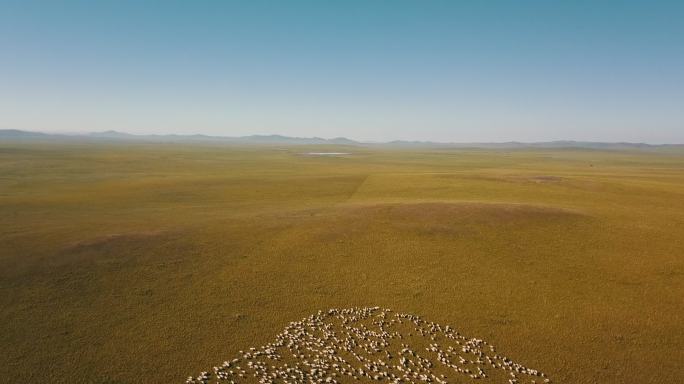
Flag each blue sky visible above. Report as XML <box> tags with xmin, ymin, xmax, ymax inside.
<box><xmin>1</xmin><ymin>1</ymin><xmax>683</xmax><ymax>143</ymax></box>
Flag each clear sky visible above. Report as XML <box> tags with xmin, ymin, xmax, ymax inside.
<box><xmin>1</xmin><ymin>1</ymin><xmax>683</xmax><ymax>143</ymax></box>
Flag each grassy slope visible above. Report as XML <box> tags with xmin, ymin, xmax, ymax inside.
<box><xmin>1</xmin><ymin>142</ymin><xmax>683</xmax><ymax>383</ymax></box>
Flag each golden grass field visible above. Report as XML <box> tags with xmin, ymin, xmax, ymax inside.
<box><xmin>1</xmin><ymin>142</ymin><xmax>683</xmax><ymax>383</ymax></box>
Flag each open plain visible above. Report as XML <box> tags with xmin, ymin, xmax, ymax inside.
<box><xmin>1</xmin><ymin>142</ymin><xmax>683</xmax><ymax>383</ymax></box>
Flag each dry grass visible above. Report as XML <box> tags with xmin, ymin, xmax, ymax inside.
<box><xmin>1</xmin><ymin>142</ymin><xmax>683</xmax><ymax>383</ymax></box>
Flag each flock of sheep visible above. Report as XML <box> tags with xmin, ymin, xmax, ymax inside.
<box><xmin>186</xmin><ymin>307</ymin><xmax>550</xmax><ymax>384</ymax></box>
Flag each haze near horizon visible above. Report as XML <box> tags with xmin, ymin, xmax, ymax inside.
<box><xmin>1</xmin><ymin>1</ymin><xmax>683</xmax><ymax>143</ymax></box>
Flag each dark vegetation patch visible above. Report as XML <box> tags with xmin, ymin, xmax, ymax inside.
<box><xmin>305</xmin><ymin>202</ymin><xmax>588</xmax><ymax>242</ymax></box>
<box><xmin>66</xmin><ymin>230</ymin><xmax>171</xmax><ymax>252</ymax></box>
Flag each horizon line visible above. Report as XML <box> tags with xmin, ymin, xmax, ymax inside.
<box><xmin>2</xmin><ymin>128</ymin><xmax>684</xmax><ymax>146</ymax></box>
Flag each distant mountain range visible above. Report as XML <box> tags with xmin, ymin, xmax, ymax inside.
<box><xmin>0</xmin><ymin>129</ymin><xmax>361</xmax><ymax>145</ymax></box>
<box><xmin>1</xmin><ymin>129</ymin><xmax>681</xmax><ymax>149</ymax></box>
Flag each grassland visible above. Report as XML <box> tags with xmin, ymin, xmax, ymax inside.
<box><xmin>1</xmin><ymin>142</ymin><xmax>683</xmax><ymax>383</ymax></box>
